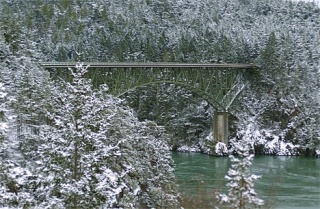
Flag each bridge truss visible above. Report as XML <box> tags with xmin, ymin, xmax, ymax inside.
<box><xmin>39</xmin><ymin>62</ymin><xmax>256</xmax><ymax>111</ymax></box>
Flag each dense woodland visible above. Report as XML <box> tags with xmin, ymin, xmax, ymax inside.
<box><xmin>0</xmin><ymin>0</ymin><xmax>319</xmax><ymax>207</ymax></box>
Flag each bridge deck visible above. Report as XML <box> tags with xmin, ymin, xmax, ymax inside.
<box><xmin>39</xmin><ymin>62</ymin><xmax>256</xmax><ymax>110</ymax></box>
<box><xmin>39</xmin><ymin>62</ymin><xmax>256</xmax><ymax>69</ymax></box>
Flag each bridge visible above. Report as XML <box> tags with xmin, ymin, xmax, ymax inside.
<box><xmin>39</xmin><ymin>62</ymin><xmax>256</xmax><ymax>144</ymax></box>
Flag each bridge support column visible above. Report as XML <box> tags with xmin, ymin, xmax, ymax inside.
<box><xmin>213</xmin><ymin>111</ymin><xmax>229</xmax><ymax>144</ymax></box>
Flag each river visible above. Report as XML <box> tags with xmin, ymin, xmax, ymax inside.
<box><xmin>172</xmin><ymin>152</ymin><xmax>320</xmax><ymax>209</ymax></box>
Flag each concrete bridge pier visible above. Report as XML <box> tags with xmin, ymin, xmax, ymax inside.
<box><xmin>213</xmin><ymin>111</ymin><xmax>229</xmax><ymax>144</ymax></box>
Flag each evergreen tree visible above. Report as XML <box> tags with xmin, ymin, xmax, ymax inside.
<box><xmin>0</xmin><ymin>63</ymin><xmax>180</xmax><ymax>208</ymax></box>
<box><xmin>0</xmin><ymin>82</ymin><xmax>6</xmax><ymax>142</ymax></box>
<box><xmin>217</xmin><ymin>130</ymin><xmax>264</xmax><ymax>209</ymax></box>
<box><xmin>1</xmin><ymin>0</ymin><xmax>319</xmax><ymax>154</ymax></box>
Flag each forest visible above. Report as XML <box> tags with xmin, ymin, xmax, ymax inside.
<box><xmin>0</xmin><ymin>0</ymin><xmax>319</xmax><ymax>208</ymax></box>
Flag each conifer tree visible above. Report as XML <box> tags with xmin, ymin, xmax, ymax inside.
<box><xmin>0</xmin><ymin>63</ymin><xmax>180</xmax><ymax>208</ymax></box>
<box><xmin>217</xmin><ymin>130</ymin><xmax>264</xmax><ymax>209</ymax></box>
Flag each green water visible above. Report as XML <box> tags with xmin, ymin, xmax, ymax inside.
<box><xmin>172</xmin><ymin>152</ymin><xmax>320</xmax><ymax>209</ymax></box>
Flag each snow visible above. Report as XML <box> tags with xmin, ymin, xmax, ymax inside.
<box><xmin>177</xmin><ymin>144</ymin><xmax>201</xmax><ymax>152</ymax></box>
<box><xmin>215</xmin><ymin>142</ymin><xmax>228</xmax><ymax>156</ymax></box>
<box><xmin>264</xmin><ymin>136</ymin><xmax>300</xmax><ymax>155</ymax></box>
<box><xmin>236</xmin><ymin>123</ymin><xmax>300</xmax><ymax>156</ymax></box>
<box><xmin>177</xmin><ymin>126</ymin><xmax>302</xmax><ymax>156</ymax></box>
<box><xmin>217</xmin><ymin>137</ymin><xmax>264</xmax><ymax>208</ymax></box>
<box><xmin>0</xmin><ymin>122</ymin><xmax>8</xmax><ymax>132</ymax></box>
<box><xmin>218</xmin><ymin>193</ymin><xmax>229</xmax><ymax>203</ymax></box>
<box><xmin>134</xmin><ymin>187</ymin><xmax>141</xmax><ymax>195</ymax></box>
<box><xmin>291</xmin><ymin>0</ymin><xmax>320</xmax><ymax>6</ymax></box>
<box><xmin>0</xmin><ymin>0</ymin><xmax>318</xmax><ymax>206</ymax></box>
<box><xmin>0</xmin><ymin>62</ymin><xmax>181</xmax><ymax>207</ymax></box>
<box><xmin>315</xmin><ymin>150</ymin><xmax>320</xmax><ymax>157</ymax></box>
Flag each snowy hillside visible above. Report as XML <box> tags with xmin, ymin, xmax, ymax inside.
<box><xmin>0</xmin><ymin>0</ymin><xmax>319</xmax><ymax>207</ymax></box>
<box><xmin>0</xmin><ymin>0</ymin><xmax>319</xmax><ymax>154</ymax></box>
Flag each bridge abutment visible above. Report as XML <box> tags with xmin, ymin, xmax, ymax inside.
<box><xmin>213</xmin><ymin>111</ymin><xmax>229</xmax><ymax>144</ymax></box>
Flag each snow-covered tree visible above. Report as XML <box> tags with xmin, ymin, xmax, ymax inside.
<box><xmin>0</xmin><ymin>60</ymin><xmax>34</xmax><ymax>208</ymax></box>
<box><xmin>1</xmin><ymin>0</ymin><xmax>319</xmax><ymax>155</ymax></box>
<box><xmin>0</xmin><ymin>67</ymin><xmax>8</xmax><ymax>143</ymax></box>
<box><xmin>0</xmin><ymin>63</ymin><xmax>180</xmax><ymax>208</ymax></box>
<box><xmin>217</xmin><ymin>130</ymin><xmax>264</xmax><ymax>209</ymax></box>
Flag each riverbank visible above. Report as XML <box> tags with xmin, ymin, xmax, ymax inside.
<box><xmin>173</xmin><ymin>132</ymin><xmax>320</xmax><ymax>157</ymax></box>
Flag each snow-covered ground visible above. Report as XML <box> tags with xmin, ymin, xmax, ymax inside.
<box><xmin>176</xmin><ymin>129</ymin><xmax>301</xmax><ymax>156</ymax></box>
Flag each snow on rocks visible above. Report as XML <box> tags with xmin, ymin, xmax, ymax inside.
<box><xmin>177</xmin><ymin>144</ymin><xmax>201</xmax><ymax>152</ymax></box>
<box><xmin>251</xmin><ymin>129</ymin><xmax>300</xmax><ymax>155</ymax></box>
<box><xmin>214</xmin><ymin>142</ymin><xmax>228</xmax><ymax>156</ymax></box>
<box><xmin>176</xmin><ymin>128</ymin><xmax>301</xmax><ymax>156</ymax></box>
<box><xmin>235</xmin><ymin>125</ymin><xmax>300</xmax><ymax>156</ymax></box>
<box><xmin>263</xmin><ymin>136</ymin><xmax>300</xmax><ymax>155</ymax></box>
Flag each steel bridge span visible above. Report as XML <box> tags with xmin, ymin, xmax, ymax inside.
<box><xmin>39</xmin><ymin>62</ymin><xmax>256</xmax><ymax>144</ymax></box>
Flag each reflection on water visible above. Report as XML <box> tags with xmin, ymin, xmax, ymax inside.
<box><xmin>172</xmin><ymin>152</ymin><xmax>320</xmax><ymax>209</ymax></box>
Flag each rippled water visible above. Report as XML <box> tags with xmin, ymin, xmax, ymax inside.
<box><xmin>172</xmin><ymin>152</ymin><xmax>320</xmax><ymax>209</ymax></box>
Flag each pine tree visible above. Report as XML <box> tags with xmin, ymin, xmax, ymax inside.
<box><xmin>217</xmin><ymin>130</ymin><xmax>264</xmax><ymax>209</ymax></box>
<box><xmin>0</xmin><ymin>63</ymin><xmax>180</xmax><ymax>208</ymax></box>
<box><xmin>0</xmin><ymin>63</ymin><xmax>35</xmax><ymax>207</ymax></box>
<box><xmin>0</xmin><ymin>83</ymin><xmax>6</xmax><ymax>142</ymax></box>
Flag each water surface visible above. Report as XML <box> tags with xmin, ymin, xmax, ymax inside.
<box><xmin>172</xmin><ymin>152</ymin><xmax>320</xmax><ymax>209</ymax></box>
